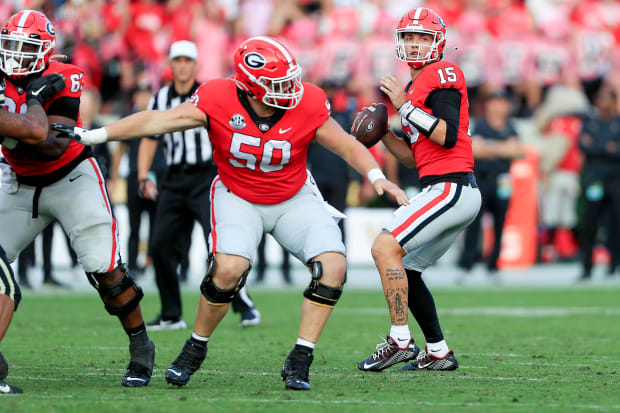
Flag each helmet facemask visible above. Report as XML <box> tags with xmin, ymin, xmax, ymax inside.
<box><xmin>257</xmin><ymin>65</ymin><xmax>303</xmax><ymax>109</ymax></box>
<box><xmin>235</xmin><ymin>61</ymin><xmax>304</xmax><ymax>110</ymax></box>
<box><xmin>395</xmin><ymin>29</ymin><xmax>445</xmax><ymax>68</ymax></box>
<box><xmin>0</xmin><ymin>33</ymin><xmax>54</xmax><ymax>76</ymax></box>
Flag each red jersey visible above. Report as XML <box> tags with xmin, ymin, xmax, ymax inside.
<box><xmin>2</xmin><ymin>61</ymin><xmax>85</xmax><ymax>177</ymax></box>
<box><xmin>401</xmin><ymin>61</ymin><xmax>473</xmax><ymax>178</ymax></box>
<box><xmin>192</xmin><ymin>79</ymin><xmax>330</xmax><ymax>204</ymax></box>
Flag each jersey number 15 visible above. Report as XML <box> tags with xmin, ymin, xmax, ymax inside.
<box><xmin>437</xmin><ymin>67</ymin><xmax>457</xmax><ymax>84</ymax></box>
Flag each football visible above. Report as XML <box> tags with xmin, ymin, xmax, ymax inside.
<box><xmin>350</xmin><ymin>103</ymin><xmax>389</xmax><ymax>148</ymax></box>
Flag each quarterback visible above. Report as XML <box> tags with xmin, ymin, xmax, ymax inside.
<box><xmin>358</xmin><ymin>7</ymin><xmax>481</xmax><ymax>372</ymax></box>
<box><xmin>54</xmin><ymin>36</ymin><xmax>408</xmax><ymax>390</ymax></box>
<box><xmin>0</xmin><ymin>10</ymin><xmax>155</xmax><ymax>389</ymax></box>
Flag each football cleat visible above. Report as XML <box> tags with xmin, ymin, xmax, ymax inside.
<box><xmin>400</xmin><ymin>347</ymin><xmax>459</xmax><ymax>371</ymax></box>
<box><xmin>165</xmin><ymin>339</ymin><xmax>207</xmax><ymax>386</ymax></box>
<box><xmin>0</xmin><ymin>352</ymin><xmax>22</xmax><ymax>394</ymax></box>
<box><xmin>146</xmin><ymin>315</ymin><xmax>187</xmax><ymax>331</ymax></box>
<box><xmin>281</xmin><ymin>348</ymin><xmax>313</xmax><ymax>390</ymax></box>
<box><xmin>358</xmin><ymin>335</ymin><xmax>420</xmax><ymax>371</ymax></box>
<box><xmin>240</xmin><ymin>307</ymin><xmax>261</xmax><ymax>328</ymax></box>
<box><xmin>121</xmin><ymin>339</ymin><xmax>155</xmax><ymax>387</ymax></box>
<box><xmin>0</xmin><ymin>379</ymin><xmax>23</xmax><ymax>394</ymax></box>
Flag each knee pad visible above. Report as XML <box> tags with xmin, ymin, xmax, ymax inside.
<box><xmin>303</xmin><ymin>260</ymin><xmax>345</xmax><ymax>308</ymax></box>
<box><xmin>88</xmin><ymin>265</ymin><xmax>144</xmax><ymax>316</ymax></box>
<box><xmin>200</xmin><ymin>254</ymin><xmax>250</xmax><ymax>305</ymax></box>
<box><xmin>0</xmin><ymin>246</ymin><xmax>21</xmax><ymax>310</ymax></box>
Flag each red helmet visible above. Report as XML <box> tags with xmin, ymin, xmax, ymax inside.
<box><xmin>395</xmin><ymin>8</ymin><xmax>447</xmax><ymax>68</ymax></box>
<box><xmin>232</xmin><ymin>36</ymin><xmax>304</xmax><ymax>110</ymax></box>
<box><xmin>0</xmin><ymin>10</ymin><xmax>56</xmax><ymax>77</ymax></box>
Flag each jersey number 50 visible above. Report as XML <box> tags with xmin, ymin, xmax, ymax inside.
<box><xmin>229</xmin><ymin>132</ymin><xmax>291</xmax><ymax>173</ymax></box>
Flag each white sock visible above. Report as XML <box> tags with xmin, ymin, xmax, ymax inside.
<box><xmin>426</xmin><ymin>339</ymin><xmax>449</xmax><ymax>358</ymax></box>
<box><xmin>296</xmin><ymin>338</ymin><xmax>315</xmax><ymax>349</ymax></box>
<box><xmin>389</xmin><ymin>325</ymin><xmax>411</xmax><ymax>348</ymax></box>
<box><xmin>191</xmin><ymin>331</ymin><xmax>209</xmax><ymax>343</ymax></box>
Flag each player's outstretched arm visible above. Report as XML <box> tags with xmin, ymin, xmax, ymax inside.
<box><xmin>315</xmin><ymin>117</ymin><xmax>409</xmax><ymax>206</ymax></box>
<box><xmin>52</xmin><ymin>102</ymin><xmax>207</xmax><ymax>145</ymax></box>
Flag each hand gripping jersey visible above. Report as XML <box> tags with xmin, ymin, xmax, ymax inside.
<box><xmin>401</xmin><ymin>61</ymin><xmax>473</xmax><ymax>178</ymax></box>
<box><xmin>192</xmin><ymin>78</ymin><xmax>330</xmax><ymax>204</ymax></box>
<box><xmin>2</xmin><ymin>61</ymin><xmax>84</xmax><ymax>178</ymax></box>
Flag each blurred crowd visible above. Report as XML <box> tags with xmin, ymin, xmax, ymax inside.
<box><xmin>3</xmin><ymin>0</ymin><xmax>620</xmax><ymax>281</ymax></box>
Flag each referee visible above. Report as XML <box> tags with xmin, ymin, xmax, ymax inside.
<box><xmin>138</xmin><ymin>41</ymin><xmax>259</xmax><ymax>330</ymax></box>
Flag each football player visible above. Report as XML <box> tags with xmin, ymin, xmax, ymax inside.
<box><xmin>53</xmin><ymin>36</ymin><xmax>409</xmax><ymax>390</ymax></box>
<box><xmin>357</xmin><ymin>8</ymin><xmax>481</xmax><ymax>372</ymax></box>
<box><xmin>1</xmin><ymin>40</ymin><xmax>67</xmax><ymax>394</ymax></box>
<box><xmin>0</xmin><ymin>10</ymin><xmax>154</xmax><ymax>388</ymax></box>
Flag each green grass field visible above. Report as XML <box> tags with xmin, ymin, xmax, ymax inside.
<box><xmin>1</xmin><ymin>286</ymin><xmax>619</xmax><ymax>412</ymax></box>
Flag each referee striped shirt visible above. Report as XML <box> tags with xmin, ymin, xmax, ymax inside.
<box><xmin>148</xmin><ymin>81</ymin><xmax>212</xmax><ymax>167</ymax></box>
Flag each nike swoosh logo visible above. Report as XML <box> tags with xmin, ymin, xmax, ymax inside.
<box><xmin>167</xmin><ymin>369</ymin><xmax>182</xmax><ymax>377</ymax></box>
<box><xmin>430</xmin><ymin>348</ymin><xmax>441</xmax><ymax>352</ymax></box>
<box><xmin>0</xmin><ymin>383</ymin><xmax>12</xmax><ymax>393</ymax></box>
<box><xmin>31</xmin><ymin>85</ymin><xmax>46</xmax><ymax>96</ymax></box>
<box><xmin>417</xmin><ymin>361</ymin><xmax>433</xmax><ymax>369</ymax></box>
<box><xmin>125</xmin><ymin>377</ymin><xmax>146</xmax><ymax>382</ymax></box>
<box><xmin>69</xmin><ymin>174</ymin><xmax>82</xmax><ymax>182</ymax></box>
<box><xmin>363</xmin><ymin>360</ymin><xmax>382</xmax><ymax>369</ymax></box>
<box><xmin>279</xmin><ymin>127</ymin><xmax>292</xmax><ymax>134</ymax></box>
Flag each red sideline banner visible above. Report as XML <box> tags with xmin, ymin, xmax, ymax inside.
<box><xmin>497</xmin><ymin>148</ymin><xmax>539</xmax><ymax>269</ymax></box>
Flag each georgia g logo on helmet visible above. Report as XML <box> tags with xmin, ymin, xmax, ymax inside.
<box><xmin>232</xmin><ymin>36</ymin><xmax>304</xmax><ymax>110</ymax></box>
<box><xmin>244</xmin><ymin>52</ymin><xmax>266</xmax><ymax>69</ymax></box>
<box><xmin>0</xmin><ymin>10</ymin><xmax>56</xmax><ymax>77</ymax></box>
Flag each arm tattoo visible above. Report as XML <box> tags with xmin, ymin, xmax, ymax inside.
<box><xmin>386</xmin><ymin>268</ymin><xmax>406</xmax><ymax>281</ymax></box>
<box><xmin>385</xmin><ymin>287</ymin><xmax>408</xmax><ymax>324</ymax></box>
<box><xmin>0</xmin><ymin>106</ymin><xmax>48</xmax><ymax>141</ymax></box>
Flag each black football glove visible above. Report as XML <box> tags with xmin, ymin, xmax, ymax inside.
<box><xmin>26</xmin><ymin>73</ymin><xmax>66</xmax><ymax>107</ymax></box>
<box><xmin>50</xmin><ymin>123</ymin><xmax>81</xmax><ymax>140</ymax></box>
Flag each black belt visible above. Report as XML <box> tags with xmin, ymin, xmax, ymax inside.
<box><xmin>421</xmin><ymin>172</ymin><xmax>478</xmax><ymax>189</ymax></box>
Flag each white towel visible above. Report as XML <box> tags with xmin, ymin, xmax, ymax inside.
<box><xmin>305</xmin><ymin>169</ymin><xmax>346</xmax><ymax>222</ymax></box>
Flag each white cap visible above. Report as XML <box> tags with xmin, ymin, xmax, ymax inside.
<box><xmin>169</xmin><ymin>40</ymin><xmax>198</xmax><ymax>60</ymax></box>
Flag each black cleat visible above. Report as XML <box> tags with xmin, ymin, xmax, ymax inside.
<box><xmin>240</xmin><ymin>307</ymin><xmax>261</xmax><ymax>328</ymax></box>
<box><xmin>165</xmin><ymin>339</ymin><xmax>207</xmax><ymax>386</ymax></box>
<box><xmin>400</xmin><ymin>347</ymin><xmax>459</xmax><ymax>371</ymax></box>
<box><xmin>121</xmin><ymin>340</ymin><xmax>155</xmax><ymax>387</ymax></box>
<box><xmin>0</xmin><ymin>352</ymin><xmax>7</xmax><ymax>380</ymax></box>
<box><xmin>0</xmin><ymin>352</ymin><xmax>21</xmax><ymax>393</ymax></box>
<box><xmin>358</xmin><ymin>335</ymin><xmax>419</xmax><ymax>371</ymax></box>
<box><xmin>281</xmin><ymin>348</ymin><xmax>313</xmax><ymax>390</ymax></box>
<box><xmin>146</xmin><ymin>315</ymin><xmax>187</xmax><ymax>331</ymax></box>
<box><xmin>0</xmin><ymin>379</ymin><xmax>23</xmax><ymax>394</ymax></box>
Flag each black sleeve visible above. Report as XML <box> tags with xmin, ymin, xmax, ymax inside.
<box><xmin>426</xmin><ymin>89</ymin><xmax>461</xmax><ymax>149</ymax></box>
<box><xmin>46</xmin><ymin>96</ymin><xmax>80</xmax><ymax>121</ymax></box>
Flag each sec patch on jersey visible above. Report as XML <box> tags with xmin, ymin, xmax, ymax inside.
<box><xmin>350</xmin><ymin>103</ymin><xmax>388</xmax><ymax>148</ymax></box>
